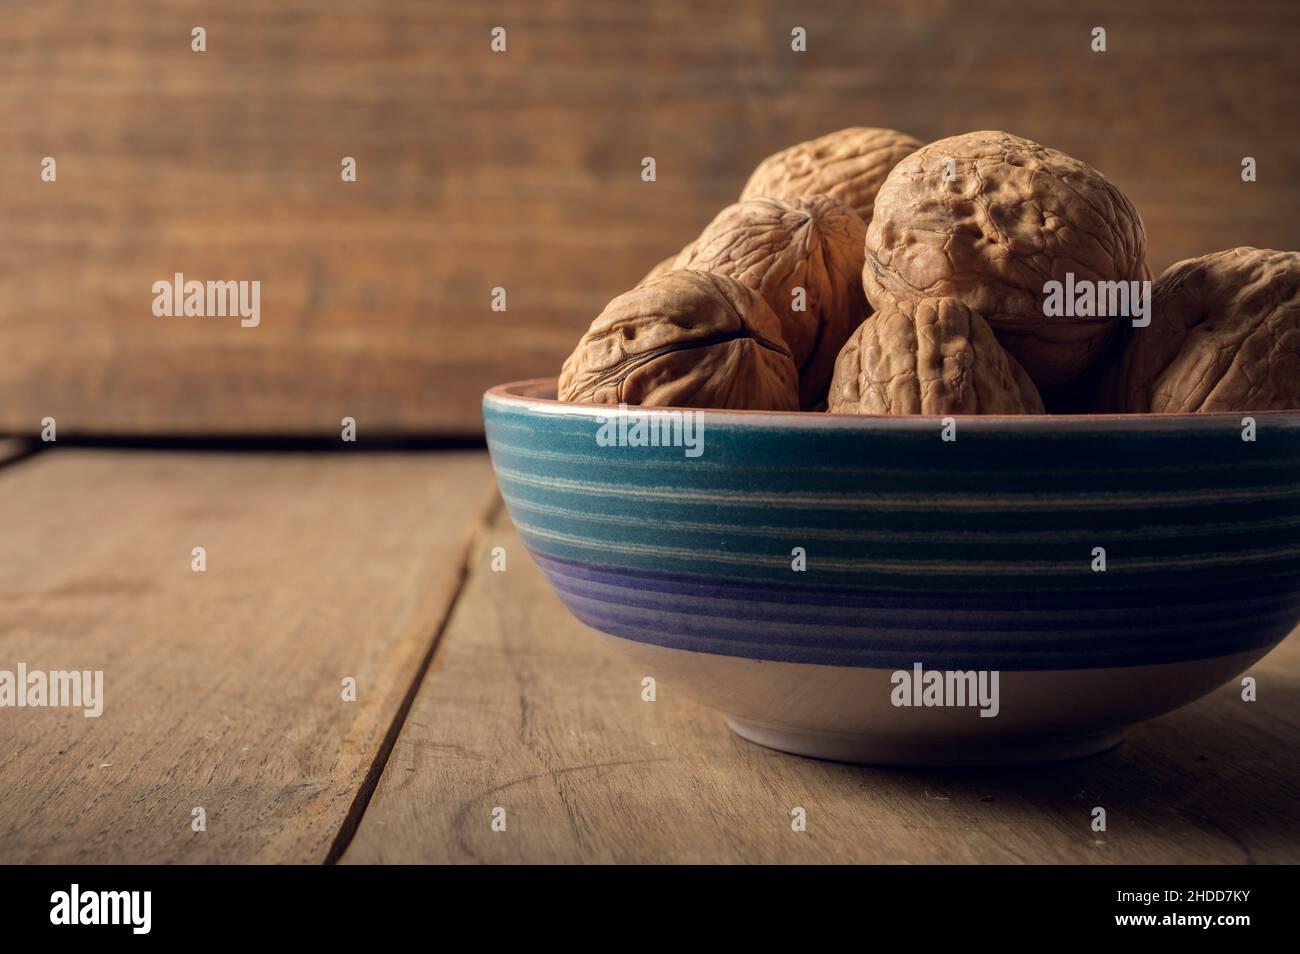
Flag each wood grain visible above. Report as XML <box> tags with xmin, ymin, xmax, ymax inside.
<box><xmin>0</xmin><ymin>449</ymin><xmax>497</xmax><ymax>863</ymax></box>
<box><xmin>343</xmin><ymin>508</ymin><xmax>1300</xmax><ymax>864</ymax></box>
<box><xmin>1</xmin><ymin>0</ymin><xmax>1297</xmax><ymax>435</ymax></box>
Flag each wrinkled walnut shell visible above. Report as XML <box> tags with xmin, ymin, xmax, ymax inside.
<box><xmin>671</xmin><ymin>195</ymin><xmax>868</xmax><ymax>409</ymax></box>
<box><xmin>558</xmin><ymin>269</ymin><xmax>800</xmax><ymax>410</ymax></box>
<box><xmin>864</xmin><ymin>130</ymin><xmax>1149</xmax><ymax>388</ymax></box>
<box><xmin>1102</xmin><ymin>247</ymin><xmax>1300</xmax><ymax>413</ymax></box>
<box><xmin>740</xmin><ymin>127</ymin><xmax>922</xmax><ymax>223</ymax></box>
<box><xmin>828</xmin><ymin>296</ymin><xmax>1045</xmax><ymax>415</ymax></box>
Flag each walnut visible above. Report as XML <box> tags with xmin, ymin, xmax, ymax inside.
<box><xmin>671</xmin><ymin>195</ymin><xmax>867</xmax><ymax>409</ymax></box>
<box><xmin>1101</xmin><ymin>247</ymin><xmax>1300</xmax><ymax>413</ymax></box>
<box><xmin>828</xmin><ymin>296</ymin><xmax>1045</xmax><ymax>415</ymax></box>
<box><xmin>558</xmin><ymin>269</ymin><xmax>800</xmax><ymax>410</ymax></box>
<box><xmin>864</xmin><ymin>130</ymin><xmax>1149</xmax><ymax>388</ymax></box>
<box><xmin>740</xmin><ymin>127</ymin><xmax>922</xmax><ymax>222</ymax></box>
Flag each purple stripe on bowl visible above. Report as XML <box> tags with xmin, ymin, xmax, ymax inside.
<box><xmin>531</xmin><ymin>550</ymin><xmax>1293</xmax><ymax>669</ymax></box>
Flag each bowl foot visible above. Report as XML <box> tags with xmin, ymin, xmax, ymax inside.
<box><xmin>726</xmin><ymin>717</ymin><xmax>1124</xmax><ymax>766</ymax></box>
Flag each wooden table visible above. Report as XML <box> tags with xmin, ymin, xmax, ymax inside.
<box><xmin>1</xmin><ymin>445</ymin><xmax>1296</xmax><ymax>864</ymax></box>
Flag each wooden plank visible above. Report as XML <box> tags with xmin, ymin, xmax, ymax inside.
<box><xmin>0</xmin><ymin>449</ymin><xmax>497</xmax><ymax>863</ymax></box>
<box><xmin>343</xmin><ymin>508</ymin><xmax>1300</xmax><ymax>864</ymax></box>
<box><xmin>1</xmin><ymin>0</ymin><xmax>1297</xmax><ymax>435</ymax></box>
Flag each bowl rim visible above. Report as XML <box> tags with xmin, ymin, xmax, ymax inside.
<box><xmin>484</xmin><ymin>378</ymin><xmax>1300</xmax><ymax>432</ymax></box>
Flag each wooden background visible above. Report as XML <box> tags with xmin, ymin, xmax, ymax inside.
<box><xmin>1</xmin><ymin>0</ymin><xmax>1297</xmax><ymax>436</ymax></box>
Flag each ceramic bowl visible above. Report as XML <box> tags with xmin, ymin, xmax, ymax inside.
<box><xmin>483</xmin><ymin>379</ymin><xmax>1300</xmax><ymax>765</ymax></box>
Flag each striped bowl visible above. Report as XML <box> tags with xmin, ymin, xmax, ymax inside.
<box><xmin>484</xmin><ymin>379</ymin><xmax>1300</xmax><ymax>765</ymax></box>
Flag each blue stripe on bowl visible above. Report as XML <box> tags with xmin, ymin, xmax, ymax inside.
<box><xmin>485</xmin><ymin>387</ymin><xmax>1300</xmax><ymax>671</ymax></box>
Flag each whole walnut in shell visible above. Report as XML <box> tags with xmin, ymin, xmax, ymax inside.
<box><xmin>828</xmin><ymin>296</ymin><xmax>1044</xmax><ymax>415</ymax></box>
<box><xmin>558</xmin><ymin>269</ymin><xmax>799</xmax><ymax>410</ymax></box>
<box><xmin>740</xmin><ymin>127</ymin><xmax>922</xmax><ymax>223</ymax></box>
<box><xmin>1102</xmin><ymin>247</ymin><xmax>1300</xmax><ymax>413</ymax></box>
<box><xmin>671</xmin><ymin>195</ymin><xmax>868</xmax><ymax>409</ymax></box>
<box><xmin>864</xmin><ymin>130</ymin><xmax>1149</xmax><ymax>388</ymax></box>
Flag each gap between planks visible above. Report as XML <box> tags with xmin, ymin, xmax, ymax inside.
<box><xmin>324</xmin><ymin>494</ymin><xmax>504</xmax><ymax>864</ymax></box>
<box><xmin>0</xmin><ymin>438</ymin><xmax>38</xmax><ymax>472</ymax></box>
